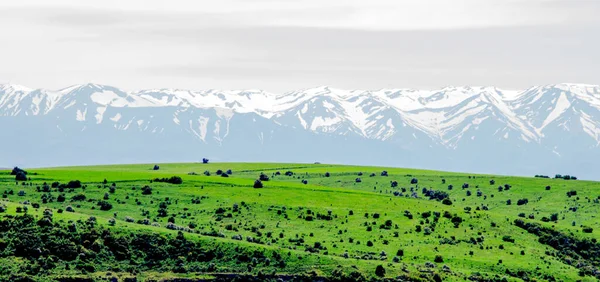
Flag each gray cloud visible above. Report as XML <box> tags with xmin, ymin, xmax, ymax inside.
<box><xmin>0</xmin><ymin>2</ymin><xmax>598</xmax><ymax>92</ymax></box>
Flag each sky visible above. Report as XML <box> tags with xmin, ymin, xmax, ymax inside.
<box><xmin>0</xmin><ymin>0</ymin><xmax>598</xmax><ymax>93</ymax></box>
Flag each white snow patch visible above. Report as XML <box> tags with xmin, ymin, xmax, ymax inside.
<box><xmin>76</xmin><ymin>109</ymin><xmax>87</xmax><ymax>121</ymax></box>
<box><xmin>110</xmin><ymin>113</ymin><xmax>122</xmax><ymax>122</ymax></box>
<box><xmin>540</xmin><ymin>92</ymin><xmax>571</xmax><ymax>130</ymax></box>
<box><xmin>95</xmin><ymin>107</ymin><xmax>106</xmax><ymax>124</ymax></box>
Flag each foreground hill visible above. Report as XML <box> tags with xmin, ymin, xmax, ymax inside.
<box><xmin>2</xmin><ymin>83</ymin><xmax>600</xmax><ymax>179</ymax></box>
<box><xmin>1</xmin><ymin>163</ymin><xmax>599</xmax><ymax>281</ymax></box>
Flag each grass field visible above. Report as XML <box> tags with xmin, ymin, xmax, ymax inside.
<box><xmin>1</xmin><ymin>162</ymin><xmax>600</xmax><ymax>281</ymax></box>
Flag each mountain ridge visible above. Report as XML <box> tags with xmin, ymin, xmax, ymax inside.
<box><xmin>1</xmin><ymin>82</ymin><xmax>599</xmax><ymax>179</ymax></box>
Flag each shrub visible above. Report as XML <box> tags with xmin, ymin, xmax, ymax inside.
<box><xmin>108</xmin><ymin>218</ymin><xmax>116</xmax><ymax>226</ymax></box>
<box><xmin>153</xmin><ymin>176</ymin><xmax>183</xmax><ymax>184</ymax></box>
<box><xmin>125</xmin><ymin>216</ymin><xmax>135</xmax><ymax>222</ymax></box>
<box><xmin>545</xmin><ymin>185</ymin><xmax>551</xmax><ymax>190</ymax></box>
<box><xmin>566</xmin><ymin>190</ymin><xmax>577</xmax><ymax>197</ymax></box>
<box><xmin>18</xmin><ymin>190</ymin><xmax>26</xmax><ymax>196</ymax></box>
<box><xmin>72</xmin><ymin>194</ymin><xmax>86</xmax><ymax>201</ymax></box>
<box><xmin>67</xmin><ymin>180</ymin><xmax>82</xmax><ymax>188</ymax></box>
<box><xmin>355</xmin><ymin>178</ymin><xmax>362</xmax><ymax>183</ymax></box>
<box><xmin>375</xmin><ymin>265</ymin><xmax>386</xmax><ymax>277</ymax></box>
<box><xmin>550</xmin><ymin>213</ymin><xmax>558</xmax><ymax>221</ymax></box>
<box><xmin>583</xmin><ymin>227</ymin><xmax>593</xmax><ymax>233</ymax></box>
<box><xmin>11</xmin><ymin>166</ymin><xmax>27</xmax><ymax>175</ymax></box>
<box><xmin>202</xmin><ymin>158</ymin><xmax>209</xmax><ymax>164</ymax></box>
<box><xmin>204</xmin><ymin>170</ymin><xmax>210</xmax><ymax>176</ymax></box>
<box><xmin>97</xmin><ymin>201</ymin><xmax>113</xmax><ymax>211</ymax></box>
<box><xmin>442</xmin><ymin>198</ymin><xmax>452</xmax><ymax>205</ymax></box>
<box><xmin>253</xmin><ymin>180</ymin><xmax>263</xmax><ymax>188</ymax></box>
<box><xmin>57</xmin><ymin>194</ymin><xmax>66</xmax><ymax>202</ymax></box>
<box><xmin>410</xmin><ymin>178</ymin><xmax>418</xmax><ymax>184</ymax></box>
<box><xmin>216</xmin><ymin>169</ymin><xmax>223</xmax><ymax>175</ymax></box>
<box><xmin>434</xmin><ymin>255</ymin><xmax>444</xmax><ymax>263</ymax></box>
<box><xmin>490</xmin><ymin>179</ymin><xmax>495</xmax><ymax>185</ymax></box>
<box><xmin>502</xmin><ymin>236</ymin><xmax>515</xmax><ymax>243</ymax></box>
<box><xmin>65</xmin><ymin>205</ymin><xmax>75</xmax><ymax>212</ymax></box>
<box><xmin>381</xmin><ymin>171</ymin><xmax>388</xmax><ymax>176</ymax></box>
<box><xmin>259</xmin><ymin>173</ymin><xmax>270</xmax><ymax>181</ymax></box>
<box><xmin>301</xmin><ymin>179</ymin><xmax>308</xmax><ymax>184</ymax></box>
<box><xmin>153</xmin><ymin>165</ymin><xmax>160</xmax><ymax>170</ymax></box>
<box><xmin>221</xmin><ymin>173</ymin><xmax>229</xmax><ymax>178</ymax></box>
<box><xmin>324</xmin><ymin>172</ymin><xmax>330</xmax><ymax>177</ymax></box>
<box><xmin>391</xmin><ymin>181</ymin><xmax>398</xmax><ymax>188</ymax></box>
<box><xmin>226</xmin><ymin>169</ymin><xmax>232</xmax><ymax>175</ymax></box>
<box><xmin>15</xmin><ymin>171</ymin><xmax>27</xmax><ymax>181</ymax></box>
<box><xmin>516</xmin><ymin>198</ymin><xmax>529</xmax><ymax>206</ymax></box>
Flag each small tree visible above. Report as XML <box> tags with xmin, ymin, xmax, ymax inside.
<box><xmin>15</xmin><ymin>172</ymin><xmax>27</xmax><ymax>181</ymax></box>
<box><xmin>202</xmin><ymin>158</ymin><xmax>209</xmax><ymax>164</ymax></box>
<box><xmin>253</xmin><ymin>180</ymin><xmax>263</xmax><ymax>188</ymax></box>
<box><xmin>375</xmin><ymin>265</ymin><xmax>386</xmax><ymax>277</ymax></box>
<box><xmin>381</xmin><ymin>171</ymin><xmax>388</xmax><ymax>176</ymax></box>
<box><xmin>153</xmin><ymin>165</ymin><xmax>160</xmax><ymax>170</ymax></box>
<box><xmin>259</xmin><ymin>173</ymin><xmax>270</xmax><ymax>181</ymax></box>
<box><xmin>410</xmin><ymin>178</ymin><xmax>418</xmax><ymax>184</ymax></box>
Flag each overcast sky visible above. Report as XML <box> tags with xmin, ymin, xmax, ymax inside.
<box><xmin>0</xmin><ymin>0</ymin><xmax>598</xmax><ymax>92</ymax></box>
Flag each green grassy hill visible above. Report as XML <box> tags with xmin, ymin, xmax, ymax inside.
<box><xmin>1</xmin><ymin>163</ymin><xmax>599</xmax><ymax>281</ymax></box>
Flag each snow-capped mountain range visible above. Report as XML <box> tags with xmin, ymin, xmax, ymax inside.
<box><xmin>1</xmin><ymin>83</ymin><xmax>599</xmax><ymax>179</ymax></box>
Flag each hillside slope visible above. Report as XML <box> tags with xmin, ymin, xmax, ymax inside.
<box><xmin>1</xmin><ymin>163</ymin><xmax>600</xmax><ymax>281</ymax></box>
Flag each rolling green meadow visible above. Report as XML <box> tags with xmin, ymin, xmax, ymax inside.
<box><xmin>1</xmin><ymin>162</ymin><xmax>600</xmax><ymax>281</ymax></box>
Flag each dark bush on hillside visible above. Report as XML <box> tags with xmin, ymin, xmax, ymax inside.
<box><xmin>447</xmin><ymin>185</ymin><xmax>453</xmax><ymax>190</ymax></box>
<box><xmin>506</xmin><ymin>199</ymin><xmax>512</xmax><ymax>205</ymax></box>
<box><xmin>226</xmin><ymin>169</ymin><xmax>232</xmax><ymax>175</ymax></box>
<box><xmin>535</xmin><ymin>174</ymin><xmax>550</xmax><ymax>178</ymax></box>
<box><xmin>204</xmin><ymin>170</ymin><xmax>210</xmax><ymax>176</ymax></box>
<box><xmin>153</xmin><ymin>176</ymin><xmax>183</xmax><ymax>185</ymax></box>
<box><xmin>324</xmin><ymin>172</ymin><xmax>331</xmax><ymax>177</ymax></box>
<box><xmin>583</xmin><ymin>227</ymin><xmax>593</xmax><ymax>233</ymax></box>
<box><xmin>71</xmin><ymin>194</ymin><xmax>86</xmax><ymax>201</ymax></box>
<box><xmin>301</xmin><ymin>179</ymin><xmax>308</xmax><ymax>184</ymax></box>
<box><xmin>97</xmin><ymin>201</ymin><xmax>113</xmax><ymax>211</ymax></box>
<box><xmin>567</xmin><ymin>190</ymin><xmax>577</xmax><ymax>197</ymax></box>
<box><xmin>504</xmin><ymin>184</ymin><xmax>511</xmax><ymax>190</ymax></box>
<box><xmin>153</xmin><ymin>165</ymin><xmax>160</xmax><ymax>170</ymax></box>
<box><xmin>355</xmin><ymin>178</ymin><xmax>362</xmax><ymax>183</ymax></box>
<box><xmin>410</xmin><ymin>178</ymin><xmax>418</xmax><ymax>184</ymax></box>
<box><xmin>466</xmin><ymin>190</ymin><xmax>472</xmax><ymax>196</ymax></box>
<box><xmin>423</xmin><ymin>189</ymin><xmax>449</xmax><ymax>201</ymax></box>
<box><xmin>381</xmin><ymin>171</ymin><xmax>388</xmax><ymax>176</ymax></box>
<box><xmin>285</xmin><ymin>171</ymin><xmax>293</xmax><ymax>176</ymax></box>
<box><xmin>253</xmin><ymin>180</ymin><xmax>263</xmax><ymax>188</ymax></box>
<box><xmin>391</xmin><ymin>181</ymin><xmax>398</xmax><ymax>188</ymax></box>
<box><xmin>67</xmin><ymin>180</ymin><xmax>82</xmax><ymax>188</ymax></box>
<box><xmin>15</xmin><ymin>171</ymin><xmax>27</xmax><ymax>181</ymax></box>
<box><xmin>375</xmin><ymin>265</ymin><xmax>386</xmax><ymax>277</ymax></box>
<box><xmin>57</xmin><ymin>194</ymin><xmax>66</xmax><ymax>202</ymax></box>
<box><xmin>462</xmin><ymin>183</ymin><xmax>469</xmax><ymax>189</ymax></box>
<box><xmin>550</xmin><ymin>213</ymin><xmax>558</xmax><ymax>221</ymax></box>
<box><xmin>216</xmin><ymin>169</ymin><xmax>223</xmax><ymax>175</ymax></box>
<box><xmin>369</xmin><ymin>173</ymin><xmax>376</xmax><ymax>177</ymax></box>
<box><xmin>434</xmin><ymin>255</ymin><xmax>444</xmax><ymax>263</ymax></box>
<box><xmin>546</xmin><ymin>185</ymin><xmax>551</xmax><ymax>190</ymax></box>
<box><xmin>259</xmin><ymin>173</ymin><xmax>270</xmax><ymax>181</ymax></box>
<box><xmin>141</xmin><ymin>186</ymin><xmax>152</xmax><ymax>195</ymax></box>
<box><xmin>221</xmin><ymin>173</ymin><xmax>229</xmax><ymax>178</ymax></box>
<box><xmin>202</xmin><ymin>158</ymin><xmax>209</xmax><ymax>164</ymax></box>
<box><xmin>442</xmin><ymin>198</ymin><xmax>452</xmax><ymax>205</ymax></box>
<box><xmin>357</xmin><ymin>172</ymin><xmax>363</xmax><ymax>176</ymax></box>
<box><xmin>490</xmin><ymin>179</ymin><xmax>495</xmax><ymax>185</ymax></box>
<box><xmin>517</xmin><ymin>198</ymin><xmax>528</xmax><ymax>205</ymax></box>
<box><xmin>11</xmin><ymin>166</ymin><xmax>26</xmax><ymax>176</ymax></box>
<box><xmin>502</xmin><ymin>235</ymin><xmax>515</xmax><ymax>243</ymax></box>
